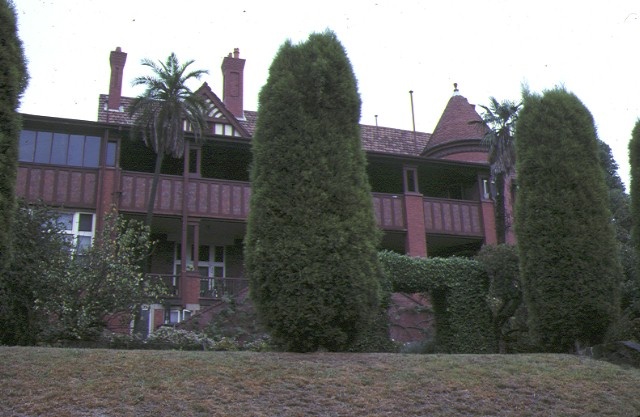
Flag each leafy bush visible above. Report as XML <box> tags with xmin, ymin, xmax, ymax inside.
<box><xmin>41</xmin><ymin>210</ymin><xmax>164</xmax><ymax>342</ymax></box>
<box><xmin>475</xmin><ymin>244</ymin><xmax>523</xmax><ymax>352</ymax></box>
<box><xmin>0</xmin><ymin>200</ymin><xmax>70</xmax><ymax>345</ymax></box>
<box><xmin>146</xmin><ymin>327</ymin><xmax>218</xmax><ymax>350</ymax></box>
<box><xmin>0</xmin><ymin>203</ymin><xmax>164</xmax><ymax>345</ymax></box>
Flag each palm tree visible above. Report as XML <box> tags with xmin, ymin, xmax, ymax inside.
<box><xmin>129</xmin><ymin>53</ymin><xmax>209</xmax><ymax>227</ymax></box>
<box><xmin>478</xmin><ymin>97</ymin><xmax>521</xmax><ymax>244</ymax></box>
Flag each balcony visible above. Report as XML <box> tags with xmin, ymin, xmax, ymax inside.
<box><xmin>373</xmin><ymin>193</ymin><xmax>484</xmax><ymax>236</ymax></box>
<box><xmin>119</xmin><ymin>171</ymin><xmax>250</xmax><ymax>220</ymax></box>
<box><xmin>423</xmin><ymin>197</ymin><xmax>484</xmax><ymax>237</ymax></box>
<box><xmin>119</xmin><ymin>171</ymin><xmax>486</xmax><ymax>237</ymax></box>
<box><xmin>16</xmin><ymin>166</ymin><xmax>487</xmax><ymax>239</ymax></box>
<box><xmin>200</xmin><ymin>277</ymin><xmax>249</xmax><ymax>299</ymax></box>
<box><xmin>16</xmin><ymin>164</ymin><xmax>98</xmax><ymax>208</ymax></box>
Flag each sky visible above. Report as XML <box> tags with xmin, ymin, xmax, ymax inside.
<box><xmin>13</xmin><ymin>0</ymin><xmax>640</xmax><ymax>187</ymax></box>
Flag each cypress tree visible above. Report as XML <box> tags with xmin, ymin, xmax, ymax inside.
<box><xmin>629</xmin><ymin>121</ymin><xmax>640</xmax><ymax>257</ymax></box>
<box><xmin>515</xmin><ymin>87</ymin><xmax>622</xmax><ymax>352</ymax></box>
<box><xmin>0</xmin><ymin>0</ymin><xmax>28</xmax><ymax>271</ymax></box>
<box><xmin>245</xmin><ymin>31</ymin><xmax>382</xmax><ymax>352</ymax></box>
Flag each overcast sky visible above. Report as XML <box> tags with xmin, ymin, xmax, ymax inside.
<box><xmin>14</xmin><ymin>0</ymin><xmax>640</xmax><ymax>187</ymax></box>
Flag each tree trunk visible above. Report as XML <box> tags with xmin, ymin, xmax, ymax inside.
<box><xmin>135</xmin><ymin>151</ymin><xmax>164</xmax><ymax>336</ymax></box>
<box><xmin>145</xmin><ymin>151</ymin><xmax>164</xmax><ymax>228</ymax></box>
<box><xmin>495</xmin><ymin>173</ymin><xmax>506</xmax><ymax>244</ymax></box>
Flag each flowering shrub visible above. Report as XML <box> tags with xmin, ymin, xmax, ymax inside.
<box><xmin>146</xmin><ymin>327</ymin><xmax>216</xmax><ymax>350</ymax></box>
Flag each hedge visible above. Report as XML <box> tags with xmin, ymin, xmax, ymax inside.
<box><xmin>379</xmin><ymin>251</ymin><xmax>494</xmax><ymax>353</ymax></box>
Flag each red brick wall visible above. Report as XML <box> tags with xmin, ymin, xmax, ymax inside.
<box><xmin>181</xmin><ymin>271</ymin><xmax>202</xmax><ymax>305</ymax></box>
<box><xmin>481</xmin><ymin>201</ymin><xmax>497</xmax><ymax>245</ymax></box>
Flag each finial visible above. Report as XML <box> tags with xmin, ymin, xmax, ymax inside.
<box><xmin>453</xmin><ymin>83</ymin><xmax>460</xmax><ymax>95</ymax></box>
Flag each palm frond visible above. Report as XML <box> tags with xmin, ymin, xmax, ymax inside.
<box><xmin>129</xmin><ymin>52</ymin><xmax>210</xmax><ymax>159</ymax></box>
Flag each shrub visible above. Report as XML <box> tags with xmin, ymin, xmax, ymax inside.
<box><xmin>245</xmin><ymin>31</ymin><xmax>383</xmax><ymax>352</ymax></box>
<box><xmin>146</xmin><ymin>327</ymin><xmax>217</xmax><ymax>350</ymax></box>
<box><xmin>475</xmin><ymin>244</ymin><xmax>523</xmax><ymax>352</ymax></box>
<box><xmin>516</xmin><ymin>88</ymin><xmax>622</xmax><ymax>352</ymax></box>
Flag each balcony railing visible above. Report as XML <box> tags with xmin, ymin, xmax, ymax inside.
<box><xmin>16</xmin><ymin>165</ymin><xmax>488</xmax><ymax>239</ymax></box>
<box><xmin>423</xmin><ymin>197</ymin><xmax>484</xmax><ymax>237</ymax></box>
<box><xmin>372</xmin><ymin>193</ymin><xmax>485</xmax><ymax>237</ymax></box>
<box><xmin>119</xmin><ymin>171</ymin><xmax>251</xmax><ymax>220</ymax></box>
<box><xmin>200</xmin><ymin>277</ymin><xmax>249</xmax><ymax>299</ymax></box>
<box><xmin>15</xmin><ymin>164</ymin><xmax>98</xmax><ymax>208</ymax></box>
<box><xmin>372</xmin><ymin>193</ymin><xmax>406</xmax><ymax>229</ymax></box>
<box><xmin>146</xmin><ymin>273</ymin><xmax>180</xmax><ymax>297</ymax></box>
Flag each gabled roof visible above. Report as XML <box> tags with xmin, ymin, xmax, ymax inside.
<box><xmin>97</xmin><ymin>82</ymin><xmax>251</xmax><ymax>139</ymax></box>
<box><xmin>195</xmin><ymin>83</ymin><xmax>251</xmax><ymax>138</ymax></box>
<box><xmin>424</xmin><ymin>93</ymin><xmax>488</xmax><ymax>151</ymax></box>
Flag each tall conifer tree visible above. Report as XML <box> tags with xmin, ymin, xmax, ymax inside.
<box><xmin>629</xmin><ymin>121</ymin><xmax>640</xmax><ymax>253</ymax></box>
<box><xmin>245</xmin><ymin>31</ymin><xmax>382</xmax><ymax>352</ymax></box>
<box><xmin>515</xmin><ymin>87</ymin><xmax>621</xmax><ymax>352</ymax></box>
<box><xmin>0</xmin><ymin>0</ymin><xmax>28</xmax><ymax>270</ymax></box>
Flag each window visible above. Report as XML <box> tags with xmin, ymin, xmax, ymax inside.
<box><xmin>166</xmin><ymin>308</ymin><xmax>192</xmax><ymax>324</ymax></box>
<box><xmin>19</xmin><ymin>130</ymin><xmax>102</xmax><ymax>168</ymax></box>
<box><xmin>481</xmin><ymin>177</ymin><xmax>496</xmax><ymax>200</ymax></box>
<box><xmin>55</xmin><ymin>212</ymin><xmax>95</xmax><ymax>252</ymax></box>
<box><xmin>403</xmin><ymin>166</ymin><xmax>419</xmax><ymax>193</ymax></box>
<box><xmin>105</xmin><ymin>141</ymin><xmax>117</xmax><ymax>167</ymax></box>
<box><xmin>174</xmin><ymin>244</ymin><xmax>225</xmax><ymax>278</ymax></box>
<box><xmin>174</xmin><ymin>244</ymin><xmax>226</xmax><ymax>298</ymax></box>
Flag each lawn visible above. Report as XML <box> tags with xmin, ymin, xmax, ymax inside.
<box><xmin>1</xmin><ymin>347</ymin><xmax>639</xmax><ymax>417</ymax></box>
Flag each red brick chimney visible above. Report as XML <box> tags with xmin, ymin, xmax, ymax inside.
<box><xmin>221</xmin><ymin>48</ymin><xmax>245</xmax><ymax>118</ymax></box>
<box><xmin>108</xmin><ymin>47</ymin><xmax>127</xmax><ymax>111</ymax></box>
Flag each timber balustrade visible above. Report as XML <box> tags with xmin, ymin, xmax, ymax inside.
<box><xmin>16</xmin><ymin>164</ymin><xmax>98</xmax><ymax>208</ymax></box>
<box><xmin>16</xmin><ymin>165</ymin><xmax>487</xmax><ymax>238</ymax></box>
<box><xmin>423</xmin><ymin>197</ymin><xmax>484</xmax><ymax>237</ymax></box>
<box><xmin>119</xmin><ymin>172</ymin><xmax>250</xmax><ymax>219</ymax></box>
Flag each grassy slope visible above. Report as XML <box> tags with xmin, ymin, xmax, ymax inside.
<box><xmin>1</xmin><ymin>347</ymin><xmax>639</xmax><ymax>417</ymax></box>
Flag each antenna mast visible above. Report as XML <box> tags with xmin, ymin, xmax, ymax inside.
<box><xmin>409</xmin><ymin>90</ymin><xmax>417</xmax><ymax>150</ymax></box>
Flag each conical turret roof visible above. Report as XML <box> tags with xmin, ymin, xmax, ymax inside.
<box><xmin>422</xmin><ymin>85</ymin><xmax>489</xmax><ymax>162</ymax></box>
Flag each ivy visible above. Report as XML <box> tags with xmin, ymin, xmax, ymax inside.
<box><xmin>379</xmin><ymin>251</ymin><xmax>494</xmax><ymax>353</ymax></box>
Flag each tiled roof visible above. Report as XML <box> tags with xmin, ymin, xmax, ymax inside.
<box><xmin>360</xmin><ymin>124</ymin><xmax>430</xmax><ymax>156</ymax></box>
<box><xmin>97</xmin><ymin>94</ymin><xmax>135</xmax><ymax>125</ymax></box>
<box><xmin>239</xmin><ymin>110</ymin><xmax>258</xmax><ymax>135</ymax></box>
<box><xmin>425</xmin><ymin>94</ymin><xmax>488</xmax><ymax>150</ymax></box>
<box><xmin>98</xmin><ymin>93</ymin><xmax>485</xmax><ymax>160</ymax></box>
<box><xmin>239</xmin><ymin>110</ymin><xmax>429</xmax><ymax>157</ymax></box>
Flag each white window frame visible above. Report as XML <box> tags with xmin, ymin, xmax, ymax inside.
<box><xmin>167</xmin><ymin>308</ymin><xmax>192</xmax><ymax>324</ymax></box>
<box><xmin>174</xmin><ymin>244</ymin><xmax>225</xmax><ymax>278</ymax></box>
<box><xmin>55</xmin><ymin>211</ymin><xmax>95</xmax><ymax>252</ymax></box>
